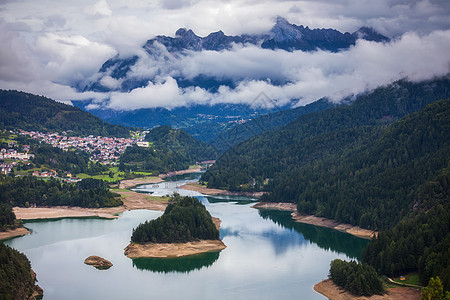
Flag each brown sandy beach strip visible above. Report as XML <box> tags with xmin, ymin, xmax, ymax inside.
<box><xmin>13</xmin><ymin>189</ymin><xmax>169</xmax><ymax>221</ymax></box>
<box><xmin>314</xmin><ymin>279</ymin><xmax>420</xmax><ymax>300</ymax></box>
<box><xmin>251</xmin><ymin>202</ymin><xmax>377</xmax><ymax>239</ymax></box>
<box><xmin>291</xmin><ymin>212</ymin><xmax>377</xmax><ymax>239</ymax></box>
<box><xmin>124</xmin><ymin>240</ymin><xmax>226</xmax><ymax>258</ymax></box>
<box><xmin>0</xmin><ymin>227</ymin><xmax>31</xmax><ymax>240</ymax></box>
<box><xmin>181</xmin><ymin>182</ymin><xmax>265</xmax><ymax>197</ymax></box>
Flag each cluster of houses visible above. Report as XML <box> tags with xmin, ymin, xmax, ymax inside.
<box><xmin>18</xmin><ymin>130</ymin><xmax>145</xmax><ymax>164</ymax></box>
<box><xmin>0</xmin><ymin>146</ymin><xmax>34</xmax><ymax>175</ymax></box>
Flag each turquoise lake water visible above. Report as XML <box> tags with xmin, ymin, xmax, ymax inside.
<box><xmin>5</xmin><ymin>174</ymin><xmax>368</xmax><ymax>299</ymax></box>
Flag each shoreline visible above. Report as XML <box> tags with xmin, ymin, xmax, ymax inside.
<box><xmin>124</xmin><ymin>240</ymin><xmax>226</xmax><ymax>258</ymax></box>
<box><xmin>252</xmin><ymin>202</ymin><xmax>377</xmax><ymax>239</ymax></box>
<box><xmin>118</xmin><ymin>167</ymin><xmax>202</xmax><ymax>190</ymax></box>
<box><xmin>292</xmin><ymin>212</ymin><xmax>377</xmax><ymax>239</ymax></box>
<box><xmin>13</xmin><ymin>188</ymin><xmax>169</xmax><ymax>221</ymax></box>
<box><xmin>11</xmin><ymin>167</ymin><xmax>202</xmax><ymax>221</ymax></box>
<box><xmin>314</xmin><ymin>279</ymin><xmax>420</xmax><ymax>300</ymax></box>
<box><xmin>181</xmin><ymin>182</ymin><xmax>265</xmax><ymax>198</ymax></box>
<box><xmin>0</xmin><ymin>227</ymin><xmax>31</xmax><ymax>240</ymax></box>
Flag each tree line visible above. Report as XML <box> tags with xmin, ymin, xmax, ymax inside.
<box><xmin>0</xmin><ymin>176</ymin><xmax>123</xmax><ymax>209</ymax></box>
<box><xmin>131</xmin><ymin>194</ymin><xmax>219</xmax><ymax>243</ymax></box>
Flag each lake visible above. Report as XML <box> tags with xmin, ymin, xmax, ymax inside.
<box><xmin>5</xmin><ymin>174</ymin><xmax>368</xmax><ymax>299</ymax></box>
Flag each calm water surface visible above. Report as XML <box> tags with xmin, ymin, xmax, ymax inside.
<box><xmin>5</xmin><ymin>174</ymin><xmax>368</xmax><ymax>299</ymax></box>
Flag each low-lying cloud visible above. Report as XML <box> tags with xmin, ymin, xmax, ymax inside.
<box><xmin>0</xmin><ymin>0</ymin><xmax>449</xmax><ymax>109</ymax></box>
<box><xmin>97</xmin><ymin>29</ymin><xmax>450</xmax><ymax>110</ymax></box>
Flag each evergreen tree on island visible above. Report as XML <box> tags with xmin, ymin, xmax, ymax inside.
<box><xmin>131</xmin><ymin>194</ymin><xmax>219</xmax><ymax>243</ymax></box>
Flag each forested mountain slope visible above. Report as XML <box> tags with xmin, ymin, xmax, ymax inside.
<box><xmin>209</xmin><ymin>99</ymin><xmax>334</xmax><ymax>153</ymax></box>
<box><xmin>202</xmin><ymin>77</ymin><xmax>450</xmax><ymax>230</ymax></box>
<box><xmin>120</xmin><ymin>125</ymin><xmax>217</xmax><ymax>174</ymax></box>
<box><xmin>0</xmin><ymin>90</ymin><xmax>130</xmax><ymax>137</ymax></box>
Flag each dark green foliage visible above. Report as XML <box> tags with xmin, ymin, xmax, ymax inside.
<box><xmin>120</xmin><ymin>125</ymin><xmax>217</xmax><ymax>173</ymax></box>
<box><xmin>0</xmin><ymin>204</ymin><xmax>16</xmax><ymax>231</ymax></box>
<box><xmin>0</xmin><ymin>89</ymin><xmax>130</xmax><ymax>137</ymax></box>
<box><xmin>202</xmin><ymin>78</ymin><xmax>450</xmax><ymax>230</ymax></box>
<box><xmin>329</xmin><ymin>259</ymin><xmax>384</xmax><ymax>296</ymax></box>
<box><xmin>421</xmin><ymin>277</ymin><xmax>450</xmax><ymax>300</ymax></box>
<box><xmin>361</xmin><ymin>193</ymin><xmax>450</xmax><ymax>290</ymax></box>
<box><xmin>0</xmin><ymin>243</ymin><xmax>36</xmax><ymax>299</ymax></box>
<box><xmin>32</xmin><ymin>144</ymin><xmax>107</xmax><ymax>175</ymax></box>
<box><xmin>0</xmin><ymin>176</ymin><xmax>122</xmax><ymax>208</ymax></box>
<box><xmin>210</xmin><ymin>99</ymin><xmax>334</xmax><ymax>153</ymax></box>
<box><xmin>131</xmin><ymin>194</ymin><xmax>219</xmax><ymax>243</ymax></box>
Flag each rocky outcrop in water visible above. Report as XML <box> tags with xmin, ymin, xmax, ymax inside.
<box><xmin>84</xmin><ymin>256</ymin><xmax>113</xmax><ymax>270</ymax></box>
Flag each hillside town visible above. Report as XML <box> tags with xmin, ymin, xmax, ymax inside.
<box><xmin>0</xmin><ymin>129</ymin><xmax>150</xmax><ymax>175</ymax></box>
<box><xmin>17</xmin><ymin>129</ymin><xmax>147</xmax><ymax>164</ymax></box>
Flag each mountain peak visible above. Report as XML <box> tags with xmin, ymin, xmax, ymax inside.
<box><xmin>175</xmin><ymin>28</ymin><xmax>198</xmax><ymax>38</ymax></box>
<box><xmin>270</xmin><ymin>17</ymin><xmax>303</xmax><ymax>42</ymax></box>
<box><xmin>352</xmin><ymin>26</ymin><xmax>389</xmax><ymax>42</ymax></box>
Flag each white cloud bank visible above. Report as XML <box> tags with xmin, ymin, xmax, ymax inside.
<box><xmin>100</xmin><ymin>29</ymin><xmax>450</xmax><ymax>110</ymax></box>
<box><xmin>0</xmin><ymin>0</ymin><xmax>449</xmax><ymax>108</ymax></box>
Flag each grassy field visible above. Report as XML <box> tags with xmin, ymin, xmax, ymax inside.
<box><xmin>393</xmin><ymin>272</ymin><xmax>421</xmax><ymax>286</ymax></box>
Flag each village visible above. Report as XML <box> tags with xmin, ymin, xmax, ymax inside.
<box><xmin>0</xmin><ymin>129</ymin><xmax>149</xmax><ymax>175</ymax></box>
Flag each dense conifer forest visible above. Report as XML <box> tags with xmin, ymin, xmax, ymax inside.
<box><xmin>131</xmin><ymin>194</ymin><xmax>219</xmax><ymax>243</ymax></box>
<box><xmin>362</xmin><ymin>170</ymin><xmax>450</xmax><ymax>290</ymax></box>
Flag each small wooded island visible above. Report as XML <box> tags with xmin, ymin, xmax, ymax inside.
<box><xmin>124</xmin><ymin>194</ymin><xmax>226</xmax><ymax>258</ymax></box>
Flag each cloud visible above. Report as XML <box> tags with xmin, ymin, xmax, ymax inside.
<box><xmin>35</xmin><ymin>33</ymin><xmax>116</xmax><ymax>84</ymax></box>
<box><xmin>0</xmin><ymin>0</ymin><xmax>449</xmax><ymax>111</ymax></box>
<box><xmin>94</xmin><ymin>29</ymin><xmax>450</xmax><ymax>110</ymax></box>
<box><xmin>84</xmin><ymin>0</ymin><xmax>112</xmax><ymax>18</ymax></box>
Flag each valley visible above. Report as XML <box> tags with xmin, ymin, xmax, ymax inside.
<box><xmin>1</xmin><ymin>3</ymin><xmax>449</xmax><ymax>299</ymax></box>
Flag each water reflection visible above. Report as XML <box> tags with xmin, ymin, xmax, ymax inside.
<box><xmin>132</xmin><ymin>252</ymin><xmax>220</xmax><ymax>273</ymax></box>
<box><xmin>258</xmin><ymin>210</ymin><xmax>369</xmax><ymax>259</ymax></box>
<box><xmin>205</xmin><ymin>195</ymin><xmax>257</xmax><ymax>205</ymax></box>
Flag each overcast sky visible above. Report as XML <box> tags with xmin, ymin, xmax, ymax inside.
<box><xmin>0</xmin><ymin>0</ymin><xmax>450</xmax><ymax>109</ymax></box>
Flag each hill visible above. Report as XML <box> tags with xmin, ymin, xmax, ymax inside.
<box><xmin>120</xmin><ymin>125</ymin><xmax>217</xmax><ymax>174</ymax></box>
<box><xmin>201</xmin><ymin>77</ymin><xmax>450</xmax><ymax>230</ymax></box>
<box><xmin>0</xmin><ymin>90</ymin><xmax>130</xmax><ymax>137</ymax></box>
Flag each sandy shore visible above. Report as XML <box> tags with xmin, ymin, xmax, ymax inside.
<box><xmin>0</xmin><ymin>227</ymin><xmax>31</xmax><ymax>240</ymax></box>
<box><xmin>291</xmin><ymin>212</ymin><xmax>377</xmax><ymax>239</ymax></box>
<box><xmin>118</xmin><ymin>176</ymin><xmax>163</xmax><ymax>189</ymax></box>
<box><xmin>251</xmin><ymin>202</ymin><xmax>297</xmax><ymax>211</ymax></box>
<box><xmin>13</xmin><ymin>189</ymin><xmax>169</xmax><ymax>220</ymax></box>
<box><xmin>159</xmin><ymin>167</ymin><xmax>202</xmax><ymax>179</ymax></box>
<box><xmin>314</xmin><ymin>279</ymin><xmax>420</xmax><ymax>300</ymax></box>
<box><xmin>181</xmin><ymin>182</ymin><xmax>265</xmax><ymax>198</ymax></box>
<box><xmin>251</xmin><ymin>202</ymin><xmax>377</xmax><ymax>239</ymax></box>
<box><xmin>124</xmin><ymin>240</ymin><xmax>226</xmax><ymax>258</ymax></box>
